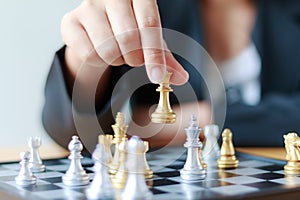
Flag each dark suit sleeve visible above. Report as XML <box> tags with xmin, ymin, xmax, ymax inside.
<box><xmin>42</xmin><ymin>47</ymin><xmax>76</xmax><ymax>148</ymax></box>
<box><xmin>225</xmin><ymin>93</ymin><xmax>300</xmax><ymax>147</ymax></box>
<box><xmin>42</xmin><ymin>47</ymin><xmax>128</xmax><ymax>150</ymax></box>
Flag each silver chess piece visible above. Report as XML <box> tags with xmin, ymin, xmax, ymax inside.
<box><xmin>15</xmin><ymin>151</ymin><xmax>37</xmax><ymax>186</ymax></box>
<box><xmin>180</xmin><ymin>115</ymin><xmax>206</xmax><ymax>181</ymax></box>
<box><xmin>86</xmin><ymin>144</ymin><xmax>115</xmax><ymax>199</ymax></box>
<box><xmin>28</xmin><ymin>136</ymin><xmax>45</xmax><ymax>172</ymax></box>
<box><xmin>202</xmin><ymin>124</ymin><xmax>220</xmax><ymax>162</ymax></box>
<box><xmin>62</xmin><ymin>136</ymin><xmax>90</xmax><ymax>186</ymax></box>
<box><xmin>121</xmin><ymin>136</ymin><xmax>152</xmax><ymax>200</ymax></box>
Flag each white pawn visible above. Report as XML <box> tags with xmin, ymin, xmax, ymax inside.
<box><xmin>28</xmin><ymin>137</ymin><xmax>45</xmax><ymax>172</ymax></box>
<box><xmin>202</xmin><ymin>124</ymin><xmax>220</xmax><ymax>162</ymax></box>
<box><xmin>180</xmin><ymin>115</ymin><xmax>206</xmax><ymax>181</ymax></box>
<box><xmin>15</xmin><ymin>151</ymin><xmax>37</xmax><ymax>186</ymax></box>
<box><xmin>62</xmin><ymin>136</ymin><xmax>89</xmax><ymax>186</ymax></box>
<box><xmin>121</xmin><ymin>136</ymin><xmax>152</xmax><ymax>200</ymax></box>
<box><xmin>86</xmin><ymin>144</ymin><xmax>115</xmax><ymax>199</ymax></box>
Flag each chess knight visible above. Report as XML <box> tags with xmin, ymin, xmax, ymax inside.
<box><xmin>284</xmin><ymin>132</ymin><xmax>300</xmax><ymax>175</ymax></box>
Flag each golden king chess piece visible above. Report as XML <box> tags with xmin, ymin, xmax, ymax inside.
<box><xmin>217</xmin><ymin>129</ymin><xmax>239</xmax><ymax>169</ymax></box>
<box><xmin>284</xmin><ymin>132</ymin><xmax>300</xmax><ymax>175</ymax></box>
<box><xmin>109</xmin><ymin>112</ymin><xmax>128</xmax><ymax>175</ymax></box>
<box><xmin>112</xmin><ymin>139</ymin><xmax>128</xmax><ymax>189</ymax></box>
<box><xmin>151</xmin><ymin>72</ymin><xmax>176</xmax><ymax>124</ymax></box>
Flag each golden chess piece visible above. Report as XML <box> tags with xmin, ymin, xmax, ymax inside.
<box><xmin>143</xmin><ymin>141</ymin><xmax>153</xmax><ymax>179</ymax></box>
<box><xmin>217</xmin><ymin>129</ymin><xmax>239</xmax><ymax>169</ymax></box>
<box><xmin>112</xmin><ymin>139</ymin><xmax>128</xmax><ymax>189</ymax></box>
<box><xmin>109</xmin><ymin>112</ymin><xmax>128</xmax><ymax>175</ymax></box>
<box><xmin>151</xmin><ymin>72</ymin><xmax>176</xmax><ymax>124</ymax></box>
<box><xmin>198</xmin><ymin>148</ymin><xmax>207</xmax><ymax>169</ymax></box>
<box><xmin>283</xmin><ymin>132</ymin><xmax>300</xmax><ymax>175</ymax></box>
<box><xmin>98</xmin><ymin>134</ymin><xmax>113</xmax><ymax>164</ymax></box>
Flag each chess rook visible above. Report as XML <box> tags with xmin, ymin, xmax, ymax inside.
<box><xmin>121</xmin><ymin>136</ymin><xmax>152</xmax><ymax>200</ymax></box>
<box><xmin>180</xmin><ymin>115</ymin><xmax>206</xmax><ymax>181</ymax></box>
<box><xmin>109</xmin><ymin>112</ymin><xmax>128</xmax><ymax>175</ymax></box>
<box><xmin>98</xmin><ymin>134</ymin><xmax>113</xmax><ymax>164</ymax></box>
<box><xmin>86</xmin><ymin>144</ymin><xmax>115</xmax><ymax>199</ymax></box>
<box><xmin>15</xmin><ymin>151</ymin><xmax>37</xmax><ymax>186</ymax></box>
<box><xmin>217</xmin><ymin>129</ymin><xmax>239</xmax><ymax>169</ymax></box>
<box><xmin>284</xmin><ymin>132</ymin><xmax>300</xmax><ymax>175</ymax></box>
<box><xmin>62</xmin><ymin>136</ymin><xmax>89</xmax><ymax>186</ymax></box>
<box><xmin>202</xmin><ymin>124</ymin><xmax>220</xmax><ymax>162</ymax></box>
<box><xmin>28</xmin><ymin>137</ymin><xmax>45</xmax><ymax>173</ymax></box>
<box><xmin>151</xmin><ymin>72</ymin><xmax>176</xmax><ymax>124</ymax></box>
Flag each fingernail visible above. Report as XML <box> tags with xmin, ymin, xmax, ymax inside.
<box><xmin>150</xmin><ymin>66</ymin><xmax>165</xmax><ymax>83</ymax></box>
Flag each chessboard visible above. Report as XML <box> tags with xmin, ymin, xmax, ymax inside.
<box><xmin>0</xmin><ymin>147</ymin><xmax>299</xmax><ymax>200</ymax></box>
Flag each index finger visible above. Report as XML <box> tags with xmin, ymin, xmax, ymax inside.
<box><xmin>132</xmin><ymin>0</ymin><xmax>166</xmax><ymax>83</ymax></box>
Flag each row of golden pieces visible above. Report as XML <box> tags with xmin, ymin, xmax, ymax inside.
<box><xmin>98</xmin><ymin>112</ymin><xmax>153</xmax><ymax>189</ymax></box>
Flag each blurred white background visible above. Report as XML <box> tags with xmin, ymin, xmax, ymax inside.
<box><xmin>0</xmin><ymin>0</ymin><xmax>80</xmax><ymax>155</ymax></box>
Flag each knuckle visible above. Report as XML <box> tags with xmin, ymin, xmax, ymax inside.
<box><xmin>146</xmin><ymin>49</ymin><xmax>164</xmax><ymax>63</ymax></box>
<box><xmin>117</xmin><ymin>30</ymin><xmax>139</xmax><ymax>46</ymax></box>
<box><xmin>98</xmin><ymin>46</ymin><xmax>120</xmax><ymax>63</ymax></box>
<box><xmin>61</xmin><ymin>12</ymin><xmax>74</xmax><ymax>27</ymax></box>
<box><xmin>141</xmin><ymin>16</ymin><xmax>160</xmax><ymax>28</ymax></box>
<box><xmin>124</xmin><ymin>50</ymin><xmax>144</xmax><ymax>66</ymax></box>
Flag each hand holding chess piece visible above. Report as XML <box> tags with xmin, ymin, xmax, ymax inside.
<box><xmin>284</xmin><ymin>132</ymin><xmax>300</xmax><ymax>175</ymax></box>
<box><xmin>217</xmin><ymin>129</ymin><xmax>239</xmax><ymax>169</ymax></box>
<box><xmin>151</xmin><ymin>72</ymin><xmax>176</xmax><ymax>124</ymax></box>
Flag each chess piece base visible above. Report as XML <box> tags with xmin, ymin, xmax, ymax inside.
<box><xmin>29</xmin><ymin>163</ymin><xmax>45</xmax><ymax>173</ymax></box>
<box><xmin>112</xmin><ymin>172</ymin><xmax>128</xmax><ymax>189</ymax></box>
<box><xmin>121</xmin><ymin>189</ymin><xmax>152</xmax><ymax>200</ymax></box>
<box><xmin>217</xmin><ymin>158</ymin><xmax>239</xmax><ymax>169</ymax></box>
<box><xmin>145</xmin><ymin>170</ymin><xmax>153</xmax><ymax>179</ymax></box>
<box><xmin>109</xmin><ymin>167</ymin><xmax>117</xmax><ymax>175</ymax></box>
<box><xmin>15</xmin><ymin>176</ymin><xmax>36</xmax><ymax>186</ymax></box>
<box><xmin>201</xmin><ymin>161</ymin><xmax>207</xmax><ymax>170</ymax></box>
<box><xmin>180</xmin><ymin>168</ymin><xmax>206</xmax><ymax>181</ymax></box>
<box><xmin>62</xmin><ymin>174</ymin><xmax>90</xmax><ymax>186</ymax></box>
<box><xmin>86</xmin><ymin>190</ymin><xmax>115</xmax><ymax>200</ymax></box>
<box><xmin>151</xmin><ymin>112</ymin><xmax>176</xmax><ymax>124</ymax></box>
<box><xmin>284</xmin><ymin>161</ymin><xmax>300</xmax><ymax>175</ymax></box>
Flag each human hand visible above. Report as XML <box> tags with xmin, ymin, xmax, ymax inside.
<box><xmin>61</xmin><ymin>0</ymin><xmax>189</xmax><ymax>85</ymax></box>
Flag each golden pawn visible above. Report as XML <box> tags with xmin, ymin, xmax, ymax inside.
<box><xmin>217</xmin><ymin>129</ymin><xmax>239</xmax><ymax>169</ymax></box>
<box><xmin>151</xmin><ymin>72</ymin><xmax>176</xmax><ymax>124</ymax></box>
<box><xmin>112</xmin><ymin>139</ymin><xmax>127</xmax><ymax>189</ymax></box>
<box><xmin>109</xmin><ymin>112</ymin><xmax>128</xmax><ymax>175</ymax></box>
<box><xmin>283</xmin><ymin>133</ymin><xmax>300</xmax><ymax>175</ymax></box>
<box><xmin>143</xmin><ymin>141</ymin><xmax>153</xmax><ymax>179</ymax></box>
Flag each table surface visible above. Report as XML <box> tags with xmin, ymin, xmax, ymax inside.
<box><xmin>0</xmin><ymin>146</ymin><xmax>286</xmax><ymax>163</ymax></box>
